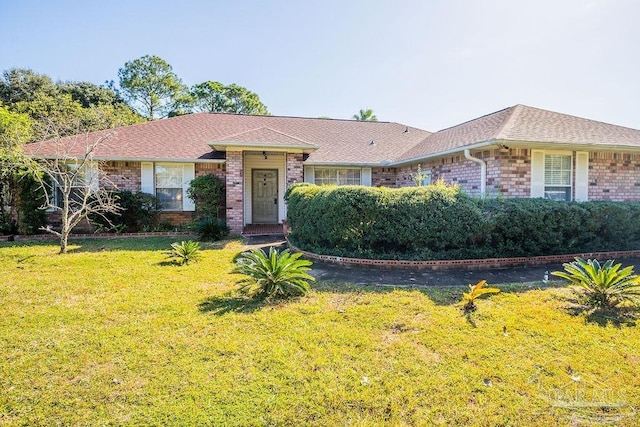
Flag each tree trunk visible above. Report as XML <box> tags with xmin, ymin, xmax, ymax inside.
<box><xmin>59</xmin><ymin>232</ymin><xmax>68</xmax><ymax>254</ymax></box>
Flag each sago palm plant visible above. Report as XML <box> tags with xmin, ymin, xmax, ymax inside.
<box><xmin>552</xmin><ymin>257</ymin><xmax>640</xmax><ymax>309</ymax></box>
<box><xmin>233</xmin><ymin>247</ymin><xmax>315</xmax><ymax>299</ymax></box>
<box><xmin>168</xmin><ymin>240</ymin><xmax>201</xmax><ymax>265</ymax></box>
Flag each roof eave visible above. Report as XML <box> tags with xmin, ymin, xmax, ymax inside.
<box><xmin>390</xmin><ymin>140</ymin><xmax>499</xmax><ymax>166</ymax></box>
<box><xmin>209</xmin><ymin>141</ymin><xmax>318</xmax><ymax>151</ymax></box>
<box><xmin>28</xmin><ymin>155</ymin><xmax>226</xmax><ymax>163</ymax></box>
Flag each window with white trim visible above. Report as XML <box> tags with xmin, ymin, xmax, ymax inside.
<box><xmin>544</xmin><ymin>154</ymin><xmax>572</xmax><ymax>201</ymax></box>
<box><xmin>314</xmin><ymin>168</ymin><xmax>361</xmax><ymax>185</ymax></box>
<box><xmin>155</xmin><ymin>163</ymin><xmax>184</xmax><ymax>210</ymax></box>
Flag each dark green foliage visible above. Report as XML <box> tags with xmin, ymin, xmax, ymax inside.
<box><xmin>286</xmin><ymin>184</ymin><xmax>640</xmax><ymax>260</ymax></box>
<box><xmin>17</xmin><ymin>174</ymin><xmax>47</xmax><ymax>234</ymax></box>
<box><xmin>553</xmin><ymin>258</ymin><xmax>640</xmax><ymax>309</ymax></box>
<box><xmin>88</xmin><ymin>190</ymin><xmax>159</xmax><ymax>232</ymax></box>
<box><xmin>194</xmin><ymin>217</ymin><xmax>230</xmax><ymax>241</ymax></box>
<box><xmin>233</xmin><ymin>247</ymin><xmax>315</xmax><ymax>299</ymax></box>
<box><xmin>186</xmin><ymin>174</ymin><xmax>225</xmax><ymax>220</ymax></box>
<box><xmin>167</xmin><ymin>240</ymin><xmax>201</xmax><ymax>265</ymax></box>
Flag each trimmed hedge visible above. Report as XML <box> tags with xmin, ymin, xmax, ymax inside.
<box><xmin>286</xmin><ymin>183</ymin><xmax>640</xmax><ymax>260</ymax></box>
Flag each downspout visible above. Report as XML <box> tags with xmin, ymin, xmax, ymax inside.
<box><xmin>464</xmin><ymin>149</ymin><xmax>486</xmax><ymax>198</ymax></box>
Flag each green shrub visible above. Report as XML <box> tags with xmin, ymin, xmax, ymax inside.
<box><xmin>167</xmin><ymin>240</ymin><xmax>201</xmax><ymax>265</ymax></box>
<box><xmin>89</xmin><ymin>190</ymin><xmax>159</xmax><ymax>232</ymax></box>
<box><xmin>194</xmin><ymin>217</ymin><xmax>230</xmax><ymax>241</ymax></box>
<box><xmin>552</xmin><ymin>258</ymin><xmax>640</xmax><ymax>309</ymax></box>
<box><xmin>285</xmin><ymin>183</ymin><xmax>640</xmax><ymax>260</ymax></box>
<box><xmin>233</xmin><ymin>247</ymin><xmax>315</xmax><ymax>299</ymax></box>
<box><xmin>17</xmin><ymin>174</ymin><xmax>48</xmax><ymax>235</ymax></box>
<box><xmin>187</xmin><ymin>174</ymin><xmax>225</xmax><ymax>220</ymax></box>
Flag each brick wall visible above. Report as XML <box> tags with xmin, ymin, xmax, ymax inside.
<box><xmin>225</xmin><ymin>151</ymin><xmax>244</xmax><ymax>234</ymax></box>
<box><xmin>487</xmin><ymin>148</ymin><xmax>530</xmax><ymax>198</ymax></box>
<box><xmin>589</xmin><ymin>152</ymin><xmax>640</xmax><ymax>201</ymax></box>
<box><xmin>396</xmin><ymin>156</ymin><xmax>483</xmax><ymax>197</ymax></box>
<box><xmin>372</xmin><ymin>167</ymin><xmax>397</xmax><ymax>187</ymax></box>
<box><xmin>102</xmin><ymin>161</ymin><xmax>141</xmax><ymax>191</ymax></box>
<box><xmin>286</xmin><ymin>154</ymin><xmax>304</xmax><ymax>186</ymax></box>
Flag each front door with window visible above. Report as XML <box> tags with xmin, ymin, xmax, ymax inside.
<box><xmin>252</xmin><ymin>169</ymin><xmax>278</xmax><ymax>223</ymax></box>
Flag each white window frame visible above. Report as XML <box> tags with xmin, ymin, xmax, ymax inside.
<box><xmin>530</xmin><ymin>150</ymin><xmax>589</xmax><ymax>201</ymax></box>
<box><xmin>543</xmin><ymin>153</ymin><xmax>573</xmax><ymax>201</ymax></box>
<box><xmin>140</xmin><ymin>162</ymin><xmax>195</xmax><ymax>212</ymax></box>
<box><xmin>155</xmin><ymin>163</ymin><xmax>184</xmax><ymax>211</ymax></box>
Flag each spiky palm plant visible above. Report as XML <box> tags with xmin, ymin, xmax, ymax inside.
<box><xmin>552</xmin><ymin>257</ymin><xmax>640</xmax><ymax>309</ymax></box>
<box><xmin>168</xmin><ymin>240</ymin><xmax>201</xmax><ymax>265</ymax></box>
<box><xmin>461</xmin><ymin>280</ymin><xmax>500</xmax><ymax>312</ymax></box>
<box><xmin>233</xmin><ymin>247</ymin><xmax>315</xmax><ymax>299</ymax></box>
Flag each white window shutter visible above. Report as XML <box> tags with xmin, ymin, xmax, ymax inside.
<box><xmin>182</xmin><ymin>163</ymin><xmax>196</xmax><ymax>211</ymax></box>
<box><xmin>85</xmin><ymin>161</ymin><xmax>99</xmax><ymax>193</ymax></box>
<box><xmin>304</xmin><ymin>166</ymin><xmax>315</xmax><ymax>184</ymax></box>
<box><xmin>141</xmin><ymin>162</ymin><xmax>154</xmax><ymax>194</ymax></box>
<box><xmin>361</xmin><ymin>167</ymin><xmax>372</xmax><ymax>186</ymax></box>
<box><xmin>530</xmin><ymin>150</ymin><xmax>545</xmax><ymax>198</ymax></box>
<box><xmin>575</xmin><ymin>151</ymin><xmax>589</xmax><ymax>201</ymax></box>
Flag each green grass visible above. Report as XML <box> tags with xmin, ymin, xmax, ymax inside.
<box><xmin>1</xmin><ymin>237</ymin><xmax>639</xmax><ymax>426</ymax></box>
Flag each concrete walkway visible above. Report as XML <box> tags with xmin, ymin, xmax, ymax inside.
<box><xmin>242</xmin><ymin>235</ymin><xmax>640</xmax><ymax>287</ymax></box>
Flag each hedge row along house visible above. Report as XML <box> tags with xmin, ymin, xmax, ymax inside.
<box><xmin>24</xmin><ymin>104</ymin><xmax>640</xmax><ymax>235</ymax></box>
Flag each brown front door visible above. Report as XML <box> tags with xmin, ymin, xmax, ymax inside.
<box><xmin>252</xmin><ymin>169</ymin><xmax>278</xmax><ymax>223</ymax></box>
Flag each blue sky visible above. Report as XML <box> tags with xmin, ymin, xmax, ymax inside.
<box><xmin>1</xmin><ymin>0</ymin><xmax>639</xmax><ymax>131</ymax></box>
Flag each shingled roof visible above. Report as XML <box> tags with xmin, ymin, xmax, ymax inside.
<box><xmin>24</xmin><ymin>113</ymin><xmax>430</xmax><ymax>165</ymax></box>
<box><xmin>396</xmin><ymin>104</ymin><xmax>640</xmax><ymax>164</ymax></box>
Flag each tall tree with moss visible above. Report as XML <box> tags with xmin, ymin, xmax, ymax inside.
<box><xmin>118</xmin><ymin>55</ymin><xmax>188</xmax><ymax>120</ymax></box>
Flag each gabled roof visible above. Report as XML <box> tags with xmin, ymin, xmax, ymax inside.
<box><xmin>396</xmin><ymin>104</ymin><xmax>640</xmax><ymax>164</ymax></box>
<box><xmin>24</xmin><ymin>113</ymin><xmax>431</xmax><ymax>165</ymax></box>
<box><xmin>210</xmin><ymin>126</ymin><xmax>318</xmax><ymax>150</ymax></box>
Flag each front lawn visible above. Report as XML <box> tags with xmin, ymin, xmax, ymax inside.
<box><xmin>1</xmin><ymin>238</ymin><xmax>638</xmax><ymax>425</ymax></box>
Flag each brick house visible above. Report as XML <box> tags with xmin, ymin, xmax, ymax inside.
<box><xmin>24</xmin><ymin>104</ymin><xmax>640</xmax><ymax>234</ymax></box>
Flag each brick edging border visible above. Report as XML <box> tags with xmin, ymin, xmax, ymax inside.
<box><xmin>0</xmin><ymin>231</ymin><xmax>196</xmax><ymax>242</ymax></box>
<box><xmin>286</xmin><ymin>238</ymin><xmax>640</xmax><ymax>271</ymax></box>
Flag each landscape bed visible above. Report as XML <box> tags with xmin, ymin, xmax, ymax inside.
<box><xmin>1</xmin><ymin>237</ymin><xmax>638</xmax><ymax>426</ymax></box>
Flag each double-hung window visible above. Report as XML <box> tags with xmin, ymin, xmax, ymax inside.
<box><xmin>530</xmin><ymin>150</ymin><xmax>589</xmax><ymax>201</ymax></box>
<box><xmin>140</xmin><ymin>162</ymin><xmax>195</xmax><ymax>211</ymax></box>
<box><xmin>155</xmin><ymin>164</ymin><xmax>184</xmax><ymax>210</ymax></box>
<box><xmin>544</xmin><ymin>154</ymin><xmax>572</xmax><ymax>201</ymax></box>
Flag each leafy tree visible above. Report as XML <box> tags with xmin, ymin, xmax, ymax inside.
<box><xmin>0</xmin><ymin>105</ymin><xmax>34</xmax><ymax>233</ymax></box>
<box><xmin>118</xmin><ymin>55</ymin><xmax>187</xmax><ymax>120</ymax></box>
<box><xmin>0</xmin><ymin>68</ymin><xmax>58</xmax><ymax>105</ymax></box>
<box><xmin>190</xmin><ymin>81</ymin><xmax>269</xmax><ymax>115</ymax></box>
<box><xmin>59</xmin><ymin>81</ymin><xmax>127</xmax><ymax>109</ymax></box>
<box><xmin>352</xmin><ymin>108</ymin><xmax>378</xmax><ymax>121</ymax></box>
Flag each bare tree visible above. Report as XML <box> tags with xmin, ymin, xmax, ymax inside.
<box><xmin>28</xmin><ymin>123</ymin><xmax>120</xmax><ymax>253</ymax></box>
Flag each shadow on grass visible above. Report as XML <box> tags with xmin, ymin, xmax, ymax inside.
<box><xmin>564</xmin><ymin>304</ymin><xmax>638</xmax><ymax>327</ymax></box>
<box><xmin>9</xmin><ymin>237</ymin><xmax>241</xmax><ymax>254</ymax></box>
<box><xmin>313</xmin><ymin>280</ymin><xmax>555</xmax><ymax>306</ymax></box>
<box><xmin>198</xmin><ymin>294</ymin><xmax>265</xmax><ymax>315</ymax></box>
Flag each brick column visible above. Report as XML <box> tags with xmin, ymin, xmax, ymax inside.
<box><xmin>286</xmin><ymin>153</ymin><xmax>304</xmax><ymax>186</ymax></box>
<box><xmin>225</xmin><ymin>151</ymin><xmax>244</xmax><ymax>234</ymax></box>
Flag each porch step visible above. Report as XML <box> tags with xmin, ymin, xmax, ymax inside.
<box><xmin>242</xmin><ymin>224</ymin><xmax>284</xmax><ymax>236</ymax></box>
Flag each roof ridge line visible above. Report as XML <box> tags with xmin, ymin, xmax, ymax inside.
<box><xmin>494</xmin><ymin>104</ymin><xmax>523</xmax><ymax>140</ymax></box>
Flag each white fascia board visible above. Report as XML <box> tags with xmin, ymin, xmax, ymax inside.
<box><xmin>303</xmin><ymin>162</ymin><xmax>382</xmax><ymax>167</ymax></box>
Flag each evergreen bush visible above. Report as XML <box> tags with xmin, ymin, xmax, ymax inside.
<box><xmin>285</xmin><ymin>183</ymin><xmax>640</xmax><ymax>260</ymax></box>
